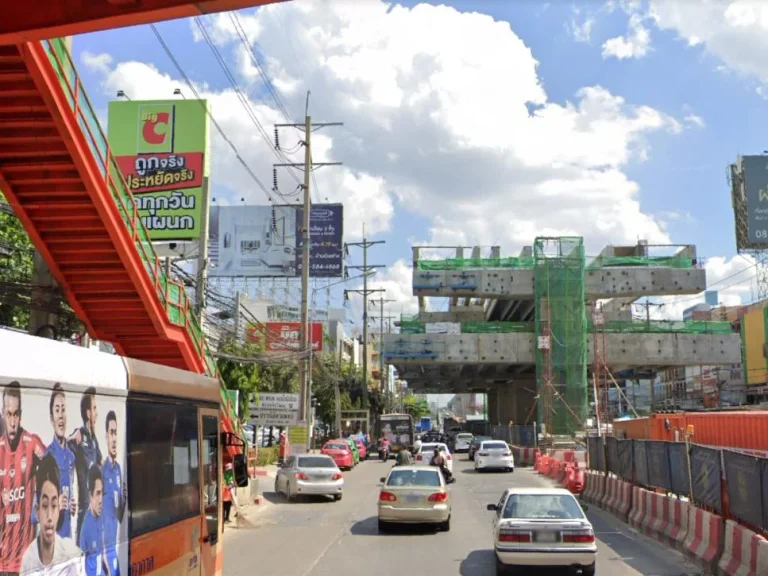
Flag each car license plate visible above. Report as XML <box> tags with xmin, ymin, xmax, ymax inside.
<box><xmin>404</xmin><ymin>494</ymin><xmax>422</xmax><ymax>503</ymax></box>
<box><xmin>537</xmin><ymin>532</ymin><xmax>558</xmax><ymax>543</ymax></box>
<box><xmin>311</xmin><ymin>474</ymin><xmax>328</xmax><ymax>481</ymax></box>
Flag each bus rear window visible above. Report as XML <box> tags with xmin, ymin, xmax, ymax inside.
<box><xmin>128</xmin><ymin>400</ymin><xmax>201</xmax><ymax>537</ymax></box>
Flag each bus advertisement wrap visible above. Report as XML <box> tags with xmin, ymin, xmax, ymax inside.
<box><xmin>107</xmin><ymin>99</ymin><xmax>211</xmax><ymax>241</ymax></box>
<box><xmin>0</xmin><ymin>380</ymin><xmax>128</xmax><ymax>576</ymax></box>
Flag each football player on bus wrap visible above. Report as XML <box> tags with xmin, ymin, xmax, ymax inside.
<box><xmin>101</xmin><ymin>411</ymin><xmax>125</xmax><ymax>576</ymax></box>
<box><xmin>0</xmin><ymin>382</ymin><xmax>46</xmax><ymax>576</ymax></box>
<box><xmin>68</xmin><ymin>387</ymin><xmax>102</xmax><ymax>544</ymax></box>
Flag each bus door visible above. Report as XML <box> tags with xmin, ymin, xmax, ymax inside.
<box><xmin>200</xmin><ymin>409</ymin><xmax>222</xmax><ymax>576</ymax></box>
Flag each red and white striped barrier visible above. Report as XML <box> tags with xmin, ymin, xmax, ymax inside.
<box><xmin>629</xmin><ymin>486</ymin><xmax>648</xmax><ymax>529</ymax></box>
<box><xmin>683</xmin><ymin>506</ymin><xmax>724</xmax><ymax>573</ymax></box>
<box><xmin>583</xmin><ymin>471</ymin><xmax>605</xmax><ymax>505</ymax></box>
<box><xmin>663</xmin><ymin>498</ymin><xmax>689</xmax><ymax>548</ymax></box>
<box><xmin>513</xmin><ymin>446</ymin><xmax>535</xmax><ymax>466</ymax></box>
<box><xmin>601</xmin><ymin>475</ymin><xmax>618</xmax><ymax>512</ymax></box>
<box><xmin>612</xmin><ymin>478</ymin><xmax>632</xmax><ymax>521</ymax></box>
<box><xmin>718</xmin><ymin>520</ymin><xmax>768</xmax><ymax>576</ymax></box>
<box><xmin>648</xmin><ymin>492</ymin><xmax>671</xmax><ymax>537</ymax></box>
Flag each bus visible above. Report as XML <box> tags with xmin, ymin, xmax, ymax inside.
<box><xmin>376</xmin><ymin>413</ymin><xmax>413</xmax><ymax>453</ymax></box>
<box><xmin>0</xmin><ymin>329</ymin><xmax>247</xmax><ymax>575</ymax></box>
<box><xmin>419</xmin><ymin>416</ymin><xmax>432</xmax><ymax>432</ymax></box>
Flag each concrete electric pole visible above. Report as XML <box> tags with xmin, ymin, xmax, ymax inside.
<box><xmin>274</xmin><ymin>94</ymin><xmax>342</xmax><ymax>444</ymax></box>
<box><xmin>345</xmin><ymin>234</ymin><xmax>386</xmax><ymax>410</ymax></box>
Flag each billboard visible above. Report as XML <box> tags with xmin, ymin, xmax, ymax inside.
<box><xmin>107</xmin><ymin>99</ymin><xmax>210</xmax><ymax>240</ymax></box>
<box><xmin>246</xmin><ymin>321</ymin><xmax>324</xmax><ymax>352</ymax></box>
<box><xmin>208</xmin><ymin>204</ymin><xmax>343</xmax><ymax>277</ymax></box>
<box><xmin>0</xmin><ymin>380</ymin><xmax>128</xmax><ymax>575</ymax></box>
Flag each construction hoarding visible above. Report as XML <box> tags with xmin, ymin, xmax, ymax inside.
<box><xmin>107</xmin><ymin>99</ymin><xmax>210</xmax><ymax>240</ymax></box>
<box><xmin>246</xmin><ymin>321</ymin><xmax>324</xmax><ymax>352</ymax></box>
<box><xmin>208</xmin><ymin>204</ymin><xmax>343</xmax><ymax>277</ymax></box>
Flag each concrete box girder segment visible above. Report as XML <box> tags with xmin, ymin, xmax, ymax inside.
<box><xmin>412</xmin><ymin>266</ymin><xmax>706</xmax><ymax>300</ymax></box>
<box><xmin>0</xmin><ymin>0</ymin><xmax>287</xmax><ymax>45</ymax></box>
<box><xmin>382</xmin><ymin>332</ymin><xmax>741</xmax><ymax>368</ymax></box>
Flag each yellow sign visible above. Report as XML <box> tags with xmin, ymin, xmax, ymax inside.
<box><xmin>289</xmin><ymin>425</ymin><xmax>307</xmax><ymax>445</ymax></box>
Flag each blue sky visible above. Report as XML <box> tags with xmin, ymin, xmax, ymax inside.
<box><xmin>69</xmin><ymin>0</ymin><xmax>767</xmax><ymax>321</ymax></box>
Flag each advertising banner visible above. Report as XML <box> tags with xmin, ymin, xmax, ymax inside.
<box><xmin>208</xmin><ymin>204</ymin><xmax>343</xmax><ymax>277</ymax></box>
<box><xmin>723</xmin><ymin>449</ymin><xmax>764</xmax><ymax>530</ymax></box>
<box><xmin>690</xmin><ymin>444</ymin><xmax>723</xmax><ymax>512</ymax></box>
<box><xmin>741</xmin><ymin>155</ymin><xmax>768</xmax><ymax>246</ymax></box>
<box><xmin>246</xmin><ymin>322</ymin><xmax>324</xmax><ymax>352</ymax></box>
<box><xmin>107</xmin><ymin>99</ymin><xmax>210</xmax><ymax>240</ymax></box>
<box><xmin>0</xmin><ymin>380</ymin><xmax>128</xmax><ymax>575</ymax></box>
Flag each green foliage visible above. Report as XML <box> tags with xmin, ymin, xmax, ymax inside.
<box><xmin>256</xmin><ymin>446</ymin><xmax>279</xmax><ymax>466</ymax></box>
<box><xmin>402</xmin><ymin>394</ymin><xmax>431</xmax><ymax>420</ymax></box>
<box><xmin>215</xmin><ymin>338</ymin><xmax>299</xmax><ymax>416</ymax></box>
<box><xmin>0</xmin><ymin>193</ymin><xmax>33</xmax><ymax>329</ymax></box>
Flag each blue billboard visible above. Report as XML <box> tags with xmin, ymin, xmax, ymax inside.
<box><xmin>296</xmin><ymin>203</ymin><xmax>344</xmax><ymax>278</ymax></box>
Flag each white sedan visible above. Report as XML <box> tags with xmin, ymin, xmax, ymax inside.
<box><xmin>414</xmin><ymin>442</ymin><xmax>453</xmax><ymax>474</ymax></box>
<box><xmin>475</xmin><ymin>440</ymin><xmax>514</xmax><ymax>472</ymax></box>
<box><xmin>453</xmin><ymin>432</ymin><xmax>473</xmax><ymax>453</ymax></box>
<box><xmin>488</xmin><ymin>487</ymin><xmax>596</xmax><ymax>575</ymax></box>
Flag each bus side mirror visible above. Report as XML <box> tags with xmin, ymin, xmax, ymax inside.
<box><xmin>233</xmin><ymin>454</ymin><xmax>249</xmax><ymax>488</ymax></box>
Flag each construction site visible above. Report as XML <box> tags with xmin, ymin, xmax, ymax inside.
<box><xmin>382</xmin><ymin>237</ymin><xmax>742</xmax><ymax>441</ymax></box>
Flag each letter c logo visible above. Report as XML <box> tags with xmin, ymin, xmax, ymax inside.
<box><xmin>143</xmin><ymin>112</ymin><xmax>170</xmax><ymax>145</ymax></box>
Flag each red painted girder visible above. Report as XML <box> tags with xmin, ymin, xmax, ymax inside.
<box><xmin>0</xmin><ymin>0</ymin><xmax>289</xmax><ymax>45</ymax></box>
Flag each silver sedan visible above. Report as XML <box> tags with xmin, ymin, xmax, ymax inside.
<box><xmin>275</xmin><ymin>454</ymin><xmax>344</xmax><ymax>501</ymax></box>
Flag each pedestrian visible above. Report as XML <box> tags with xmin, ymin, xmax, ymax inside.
<box><xmin>223</xmin><ymin>462</ymin><xmax>239</xmax><ymax>523</ymax></box>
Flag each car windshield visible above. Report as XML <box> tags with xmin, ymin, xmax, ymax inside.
<box><xmin>502</xmin><ymin>494</ymin><xmax>586</xmax><ymax>520</ymax></box>
<box><xmin>325</xmin><ymin>443</ymin><xmax>348</xmax><ymax>451</ymax></box>
<box><xmin>386</xmin><ymin>469</ymin><xmax>441</xmax><ymax>487</ymax></box>
<box><xmin>421</xmin><ymin>443</ymin><xmax>446</xmax><ymax>452</ymax></box>
<box><xmin>457</xmin><ymin>434</ymin><xmax>472</xmax><ymax>440</ymax></box>
<box><xmin>482</xmin><ymin>442</ymin><xmax>508</xmax><ymax>450</ymax></box>
<box><xmin>298</xmin><ymin>456</ymin><xmax>336</xmax><ymax>468</ymax></box>
<box><xmin>473</xmin><ymin>437</ymin><xmax>491</xmax><ymax>444</ymax></box>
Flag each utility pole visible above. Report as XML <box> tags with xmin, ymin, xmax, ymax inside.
<box><xmin>234</xmin><ymin>291</ymin><xmax>243</xmax><ymax>342</ymax></box>
<box><xmin>274</xmin><ymin>95</ymin><xmax>343</xmax><ymax>439</ymax></box>
<box><xmin>369</xmin><ymin>304</ymin><xmax>395</xmax><ymax>396</ymax></box>
<box><xmin>345</xmin><ymin>234</ymin><xmax>386</xmax><ymax>410</ymax></box>
<box><xmin>635</xmin><ymin>298</ymin><xmax>664</xmax><ymax>326</ymax></box>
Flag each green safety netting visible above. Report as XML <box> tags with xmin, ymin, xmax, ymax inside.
<box><xmin>587</xmin><ymin>320</ymin><xmax>733</xmax><ymax>334</ymax></box>
<box><xmin>416</xmin><ymin>257</ymin><xmax>535</xmax><ymax>271</ymax></box>
<box><xmin>534</xmin><ymin>237</ymin><xmax>588</xmax><ymax>436</ymax></box>
<box><xmin>586</xmin><ymin>255</ymin><xmax>694</xmax><ymax>269</ymax></box>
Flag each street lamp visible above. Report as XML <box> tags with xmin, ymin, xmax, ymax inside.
<box><xmin>116</xmin><ymin>90</ymin><xmax>130</xmax><ymax>100</ymax></box>
<box><xmin>173</xmin><ymin>88</ymin><xmax>186</xmax><ymax>99</ymax></box>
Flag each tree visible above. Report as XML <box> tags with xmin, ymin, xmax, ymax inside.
<box><xmin>215</xmin><ymin>338</ymin><xmax>300</xmax><ymax>417</ymax></box>
<box><xmin>403</xmin><ymin>394</ymin><xmax>431</xmax><ymax>420</ymax></box>
<box><xmin>0</xmin><ymin>193</ymin><xmax>34</xmax><ymax>328</ymax></box>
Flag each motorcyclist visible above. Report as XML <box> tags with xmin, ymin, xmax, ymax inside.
<box><xmin>396</xmin><ymin>447</ymin><xmax>413</xmax><ymax>466</ymax></box>
<box><xmin>429</xmin><ymin>447</ymin><xmax>453</xmax><ymax>483</ymax></box>
<box><xmin>378</xmin><ymin>436</ymin><xmax>391</xmax><ymax>459</ymax></box>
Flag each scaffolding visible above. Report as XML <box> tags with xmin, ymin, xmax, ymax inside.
<box><xmin>534</xmin><ymin>237</ymin><xmax>588</xmax><ymax>437</ymax></box>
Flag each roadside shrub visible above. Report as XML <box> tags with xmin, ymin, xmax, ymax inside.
<box><xmin>257</xmin><ymin>446</ymin><xmax>279</xmax><ymax>466</ymax></box>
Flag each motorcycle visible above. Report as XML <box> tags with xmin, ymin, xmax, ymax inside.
<box><xmin>378</xmin><ymin>445</ymin><xmax>390</xmax><ymax>461</ymax></box>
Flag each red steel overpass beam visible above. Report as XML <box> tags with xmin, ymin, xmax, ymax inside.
<box><xmin>0</xmin><ymin>0</ymin><xmax>287</xmax><ymax>45</ymax></box>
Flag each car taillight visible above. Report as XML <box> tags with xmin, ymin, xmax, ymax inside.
<box><xmin>563</xmin><ymin>530</ymin><xmax>595</xmax><ymax>543</ymax></box>
<box><xmin>503</xmin><ymin>452</ymin><xmax>511</xmax><ymax>457</ymax></box>
<box><xmin>428</xmin><ymin>492</ymin><xmax>448</xmax><ymax>503</ymax></box>
<box><xmin>446</xmin><ymin>454</ymin><xmax>451</xmax><ymax>460</ymax></box>
<box><xmin>332</xmin><ymin>473</ymin><xmax>343</xmax><ymax>480</ymax></box>
<box><xmin>479</xmin><ymin>452</ymin><xmax>489</xmax><ymax>457</ymax></box>
<box><xmin>498</xmin><ymin>531</ymin><xmax>531</xmax><ymax>543</ymax></box>
<box><xmin>416</xmin><ymin>454</ymin><xmax>423</xmax><ymax>461</ymax></box>
<box><xmin>294</xmin><ymin>472</ymin><xmax>309</xmax><ymax>480</ymax></box>
<box><xmin>379</xmin><ymin>491</ymin><xmax>397</xmax><ymax>502</ymax></box>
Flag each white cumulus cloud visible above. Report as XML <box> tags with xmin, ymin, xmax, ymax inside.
<box><xmin>81</xmin><ymin>0</ymin><xmax>691</xmax><ymax>262</ymax></box>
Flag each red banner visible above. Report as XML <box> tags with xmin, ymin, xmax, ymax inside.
<box><xmin>114</xmin><ymin>151</ymin><xmax>204</xmax><ymax>194</ymax></box>
<box><xmin>246</xmin><ymin>322</ymin><xmax>323</xmax><ymax>352</ymax></box>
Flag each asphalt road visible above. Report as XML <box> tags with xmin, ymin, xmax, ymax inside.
<box><xmin>224</xmin><ymin>455</ymin><xmax>701</xmax><ymax>576</ymax></box>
